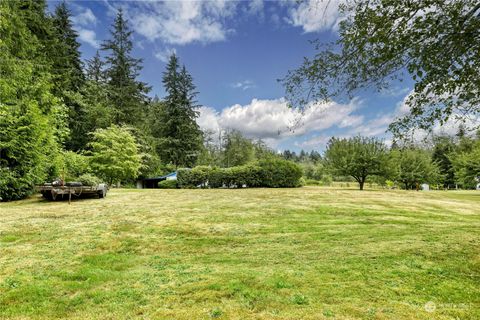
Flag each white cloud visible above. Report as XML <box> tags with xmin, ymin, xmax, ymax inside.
<box><xmin>72</xmin><ymin>7</ymin><xmax>97</xmax><ymax>27</ymax></box>
<box><xmin>287</xmin><ymin>0</ymin><xmax>345</xmax><ymax>33</ymax></box>
<box><xmin>379</xmin><ymin>86</ymin><xmax>411</xmax><ymax>97</ymax></box>
<box><xmin>197</xmin><ymin>106</ymin><xmax>221</xmax><ymax>134</ymax></box>
<box><xmin>197</xmin><ymin>97</ymin><xmax>363</xmax><ymax>147</ymax></box>
<box><xmin>125</xmin><ymin>1</ymin><xmax>236</xmax><ymax>45</ymax></box>
<box><xmin>230</xmin><ymin>80</ymin><xmax>256</xmax><ymax>90</ymax></box>
<box><xmin>70</xmin><ymin>6</ymin><xmax>100</xmax><ymax>49</ymax></box>
<box><xmin>77</xmin><ymin>29</ymin><xmax>100</xmax><ymax>49</ymax></box>
<box><xmin>154</xmin><ymin>47</ymin><xmax>177</xmax><ymax>63</ymax></box>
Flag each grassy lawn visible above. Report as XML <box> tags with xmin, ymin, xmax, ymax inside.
<box><xmin>0</xmin><ymin>187</ymin><xmax>479</xmax><ymax>319</ymax></box>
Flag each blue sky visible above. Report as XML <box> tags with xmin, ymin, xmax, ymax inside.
<box><xmin>48</xmin><ymin>0</ymin><xmax>416</xmax><ymax>151</ymax></box>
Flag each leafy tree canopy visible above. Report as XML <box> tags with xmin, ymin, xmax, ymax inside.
<box><xmin>389</xmin><ymin>148</ymin><xmax>441</xmax><ymax>189</ymax></box>
<box><xmin>283</xmin><ymin>0</ymin><xmax>480</xmax><ymax>136</ymax></box>
<box><xmin>0</xmin><ymin>1</ymin><xmax>67</xmax><ymax>200</ymax></box>
<box><xmin>324</xmin><ymin>136</ymin><xmax>388</xmax><ymax>190</ymax></box>
<box><xmin>450</xmin><ymin>139</ymin><xmax>480</xmax><ymax>188</ymax></box>
<box><xmin>88</xmin><ymin>125</ymin><xmax>141</xmax><ymax>185</ymax></box>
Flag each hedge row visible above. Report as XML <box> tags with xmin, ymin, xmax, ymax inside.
<box><xmin>177</xmin><ymin>159</ymin><xmax>303</xmax><ymax>188</ymax></box>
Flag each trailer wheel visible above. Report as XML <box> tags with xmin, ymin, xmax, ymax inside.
<box><xmin>42</xmin><ymin>191</ymin><xmax>53</xmax><ymax>200</ymax></box>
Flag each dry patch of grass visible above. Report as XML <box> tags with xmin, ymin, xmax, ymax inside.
<box><xmin>0</xmin><ymin>187</ymin><xmax>479</xmax><ymax>319</ymax></box>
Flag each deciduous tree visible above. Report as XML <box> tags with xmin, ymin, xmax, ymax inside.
<box><xmin>389</xmin><ymin>148</ymin><xmax>441</xmax><ymax>190</ymax></box>
<box><xmin>88</xmin><ymin>125</ymin><xmax>141</xmax><ymax>186</ymax></box>
<box><xmin>324</xmin><ymin>136</ymin><xmax>388</xmax><ymax>190</ymax></box>
<box><xmin>283</xmin><ymin>0</ymin><xmax>480</xmax><ymax>135</ymax></box>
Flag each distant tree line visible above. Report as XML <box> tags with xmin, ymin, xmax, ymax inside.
<box><xmin>281</xmin><ymin>127</ymin><xmax>480</xmax><ymax>190</ymax></box>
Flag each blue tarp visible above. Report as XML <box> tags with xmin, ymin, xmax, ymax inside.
<box><xmin>142</xmin><ymin>172</ymin><xmax>176</xmax><ymax>181</ymax></box>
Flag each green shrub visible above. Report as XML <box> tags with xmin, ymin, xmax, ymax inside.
<box><xmin>305</xmin><ymin>179</ymin><xmax>320</xmax><ymax>186</ymax></box>
<box><xmin>158</xmin><ymin>179</ymin><xmax>177</xmax><ymax>189</ymax></box>
<box><xmin>191</xmin><ymin>166</ymin><xmax>212</xmax><ymax>188</ymax></box>
<box><xmin>77</xmin><ymin>174</ymin><xmax>102</xmax><ymax>186</ymax></box>
<box><xmin>298</xmin><ymin>177</ymin><xmax>306</xmax><ymax>187</ymax></box>
<box><xmin>320</xmin><ymin>175</ymin><xmax>333</xmax><ymax>186</ymax></box>
<box><xmin>177</xmin><ymin>160</ymin><xmax>302</xmax><ymax>189</ymax></box>
<box><xmin>177</xmin><ymin>169</ymin><xmax>194</xmax><ymax>188</ymax></box>
<box><xmin>177</xmin><ymin>167</ymin><xmax>212</xmax><ymax>188</ymax></box>
<box><xmin>62</xmin><ymin>151</ymin><xmax>90</xmax><ymax>180</ymax></box>
<box><xmin>258</xmin><ymin>159</ymin><xmax>303</xmax><ymax>188</ymax></box>
<box><xmin>207</xmin><ymin>167</ymin><xmax>224</xmax><ymax>188</ymax></box>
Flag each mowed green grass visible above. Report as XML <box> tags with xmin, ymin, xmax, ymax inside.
<box><xmin>0</xmin><ymin>188</ymin><xmax>479</xmax><ymax>319</ymax></box>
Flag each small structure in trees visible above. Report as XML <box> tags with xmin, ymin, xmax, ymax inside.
<box><xmin>137</xmin><ymin>172</ymin><xmax>177</xmax><ymax>189</ymax></box>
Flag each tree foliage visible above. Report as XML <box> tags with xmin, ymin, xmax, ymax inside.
<box><xmin>451</xmin><ymin>139</ymin><xmax>480</xmax><ymax>188</ymax></box>
<box><xmin>432</xmin><ymin>136</ymin><xmax>456</xmax><ymax>187</ymax></box>
<box><xmin>283</xmin><ymin>0</ymin><xmax>480</xmax><ymax>135</ymax></box>
<box><xmin>0</xmin><ymin>1</ymin><xmax>66</xmax><ymax>201</ymax></box>
<box><xmin>324</xmin><ymin>136</ymin><xmax>388</xmax><ymax>190</ymax></box>
<box><xmin>222</xmin><ymin>130</ymin><xmax>256</xmax><ymax>167</ymax></box>
<box><xmin>388</xmin><ymin>148</ymin><xmax>441</xmax><ymax>190</ymax></box>
<box><xmin>101</xmin><ymin>8</ymin><xmax>150</xmax><ymax>125</ymax></box>
<box><xmin>155</xmin><ymin>54</ymin><xmax>203</xmax><ymax>167</ymax></box>
<box><xmin>88</xmin><ymin>125</ymin><xmax>141</xmax><ymax>185</ymax></box>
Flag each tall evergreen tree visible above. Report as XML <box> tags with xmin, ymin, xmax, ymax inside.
<box><xmin>1</xmin><ymin>1</ymin><xmax>67</xmax><ymax>200</ymax></box>
<box><xmin>101</xmin><ymin>8</ymin><xmax>150</xmax><ymax>125</ymax></box>
<box><xmin>51</xmin><ymin>1</ymin><xmax>87</xmax><ymax>151</ymax></box>
<box><xmin>85</xmin><ymin>50</ymin><xmax>105</xmax><ymax>83</ymax></box>
<box><xmin>52</xmin><ymin>1</ymin><xmax>84</xmax><ymax>92</ymax></box>
<box><xmin>156</xmin><ymin>54</ymin><xmax>203</xmax><ymax>167</ymax></box>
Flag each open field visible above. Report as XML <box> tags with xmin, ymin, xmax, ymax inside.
<box><xmin>0</xmin><ymin>188</ymin><xmax>479</xmax><ymax>319</ymax></box>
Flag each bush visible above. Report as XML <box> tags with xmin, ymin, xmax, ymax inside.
<box><xmin>207</xmin><ymin>167</ymin><xmax>225</xmax><ymax>188</ymax></box>
<box><xmin>258</xmin><ymin>159</ymin><xmax>303</xmax><ymax>188</ymax></box>
<box><xmin>191</xmin><ymin>166</ymin><xmax>212</xmax><ymax>188</ymax></box>
<box><xmin>298</xmin><ymin>177</ymin><xmax>306</xmax><ymax>187</ymax></box>
<box><xmin>177</xmin><ymin>168</ymin><xmax>194</xmax><ymax>188</ymax></box>
<box><xmin>176</xmin><ymin>159</ymin><xmax>302</xmax><ymax>189</ymax></box>
<box><xmin>305</xmin><ymin>179</ymin><xmax>320</xmax><ymax>186</ymax></box>
<box><xmin>177</xmin><ymin>167</ymin><xmax>212</xmax><ymax>188</ymax></box>
<box><xmin>63</xmin><ymin>151</ymin><xmax>90</xmax><ymax>181</ymax></box>
<box><xmin>77</xmin><ymin>174</ymin><xmax>102</xmax><ymax>186</ymax></box>
<box><xmin>158</xmin><ymin>179</ymin><xmax>177</xmax><ymax>189</ymax></box>
<box><xmin>320</xmin><ymin>175</ymin><xmax>333</xmax><ymax>186</ymax></box>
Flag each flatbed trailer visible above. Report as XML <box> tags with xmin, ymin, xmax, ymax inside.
<box><xmin>37</xmin><ymin>183</ymin><xmax>108</xmax><ymax>203</ymax></box>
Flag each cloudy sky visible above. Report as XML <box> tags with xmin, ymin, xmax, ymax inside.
<box><xmin>49</xmin><ymin>0</ymin><xmax>420</xmax><ymax>151</ymax></box>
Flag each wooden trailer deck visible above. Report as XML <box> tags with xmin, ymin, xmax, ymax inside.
<box><xmin>36</xmin><ymin>183</ymin><xmax>108</xmax><ymax>203</ymax></box>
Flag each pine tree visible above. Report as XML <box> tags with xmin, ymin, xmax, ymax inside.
<box><xmin>156</xmin><ymin>54</ymin><xmax>203</xmax><ymax>167</ymax></box>
<box><xmin>82</xmin><ymin>50</ymin><xmax>112</xmax><ymax>133</ymax></box>
<box><xmin>85</xmin><ymin>50</ymin><xmax>105</xmax><ymax>83</ymax></box>
<box><xmin>51</xmin><ymin>1</ymin><xmax>87</xmax><ymax>151</ymax></box>
<box><xmin>52</xmin><ymin>1</ymin><xmax>84</xmax><ymax>91</ymax></box>
<box><xmin>101</xmin><ymin>8</ymin><xmax>150</xmax><ymax>125</ymax></box>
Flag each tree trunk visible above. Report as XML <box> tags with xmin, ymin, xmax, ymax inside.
<box><xmin>359</xmin><ymin>180</ymin><xmax>364</xmax><ymax>190</ymax></box>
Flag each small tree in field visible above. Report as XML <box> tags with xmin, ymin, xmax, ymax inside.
<box><xmin>325</xmin><ymin>136</ymin><xmax>387</xmax><ymax>190</ymax></box>
<box><xmin>89</xmin><ymin>125</ymin><xmax>141</xmax><ymax>186</ymax></box>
